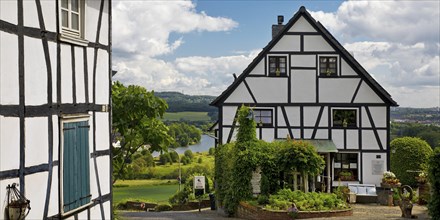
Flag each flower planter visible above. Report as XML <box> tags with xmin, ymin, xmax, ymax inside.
<box><xmin>8</xmin><ymin>201</ymin><xmax>29</xmax><ymax>220</ymax></box>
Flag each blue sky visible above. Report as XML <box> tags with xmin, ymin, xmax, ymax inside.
<box><xmin>112</xmin><ymin>0</ymin><xmax>439</xmax><ymax>108</ymax></box>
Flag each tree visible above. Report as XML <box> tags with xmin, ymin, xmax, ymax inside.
<box><xmin>428</xmin><ymin>147</ymin><xmax>440</xmax><ymax>219</ymax></box>
<box><xmin>390</xmin><ymin>137</ymin><xmax>433</xmax><ymax>186</ymax></box>
<box><xmin>112</xmin><ymin>81</ymin><xmax>173</xmax><ymax>183</ymax></box>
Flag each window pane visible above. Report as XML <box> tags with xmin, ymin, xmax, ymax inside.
<box><xmin>62</xmin><ymin>10</ymin><xmax>69</xmax><ymax>28</ymax></box>
<box><xmin>72</xmin><ymin>13</ymin><xmax>79</xmax><ymax>30</ymax></box>
<box><xmin>279</xmin><ymin>63</ymin><xmax>286</xmax><ymax>68</ymax></box>
<box><xmin>261</xmin><ymin>117</ymin><xmax>271</xmax><ymax>124</ymax></box>
<box><xmin>329</xmin><ymin>58</ymin><xmax>337</xmax><ymax>63</ymax></box>
<box><xmin>260</xmin><ymin>110</ymin><xmax>271</xmax><ymax>117</ymax></box>
<box><xmin>61</xmin><ymin>0</ymin><xmax>68</xmax><ymax>9</ymax></box>
<box><xmin>279</xmin><ymin>57</ymin><xmax>286</xmax><ymax>62</ymax></box>
<box><xmin>72</xmin><ymin>0</ymin><xmax>79</xmax><ymax>12</ymax></box>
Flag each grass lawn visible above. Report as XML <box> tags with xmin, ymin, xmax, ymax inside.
<box><xmin>113</xmin><ymin>179</ymin><xmax>179</xmax><ymax>205</ymax></box>
<box><xmin>151</xmin><ymin>153</ymin><xmax>214</xmax><ymax>178</ymax></box>
<box><xmin>163</xmin><ymin>111</ymin><xmax>210</xmax><ymax>121</ymax></box>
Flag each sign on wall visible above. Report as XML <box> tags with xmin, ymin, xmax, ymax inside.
<box><xmin>371</xmin><ymin>160</ymin><xmax>384</xmax><ymax>175</ymax></box>
<box><xmin>194</xmin><ymin>176</ymin><xmax>205</xmax><ymax>189</ymax></box>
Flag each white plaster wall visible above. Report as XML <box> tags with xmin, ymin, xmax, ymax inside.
<box><xmin>75</xmin><ymin>46</ymin><xmax>86</xmax><ymax>103</ymax></box>
<box><xmin>319</xmin><ymin>78</ymin><xmax>360</xmax><ymax>103</ymax></box>
<box><xmin>292</xmin><ymin>129</ymin><xmax>300</xmax><ymax>139</ymax></box>
<box><xmin>222</xmin><ymin>106</ymin><xmax>237</xmax><ymax>126</ymax></box>
<box><xmin>291</xmin><ymin>55</ymin><xmax>316</xmax><ymax>67</ymax></box>
<box><xmin>224</xmin><ymin>82</ymin><xmax>254</xmax><ymax>103</ymax></box>
<box><xmin>288</xmin><ymin>16</ymin><xmax>316</xmax><ymax>32</ymax></box>
<box><xmin>277</xmin><ymin>107</ymin><xmax>285</xmax><ymax>126</ymax></box>
<box><xmin>346</xmin><ymin>129</ymin><xmax>359</xmax><ymax>149</ymax></box>
<box><xmin>97</xmin><ymin>156</ymin><xmax>111</xmax><ymax>195</ymax></box>
<box><xmin>303</xmin><ymin>107</ymin><xmax>320</xmax><ymax>126</ymax></box>
<box><xmin>89</xmin><ymin>156</ymin><xmax>99</xmax><ymax>204</ymax></box>
<box><xmin>95</xmin><ymin>112</ymin><xmax>110</xmax><ymax>151</ymax></box>
<box><xmin>303</xmin><ymin>129</ymin><xmax>313</xmax><ymax>139</ymax></box>
<box><xmin>52</xmin><ymin>115</ymin><xmax>59</xmax><ymax>162</ymax></box>
<box><xmin>61</xmin><ymin>44</ymin><xmax>73</xmax><ymax>103</ymax></box>
<box><xmin>304</xmin><ymin>35</ymin><xmax>334</xmax><ymax>52</ymax></box>
<box><xmin>89</xmin><ymin>201</ymin><xmax>111</xmax><ymax>220</ymax></box>
<box><xmin>362</xmin><ymin>153</ymin><xmax>387</xmax><ymax>185</ymax></box>
<box><xmin>270</xmin><ymin>35</ymin><xmax>300</xmax><ymax>52</ymax></box>
<box><xmin>361</xmin><ymin>107</ymin><xmax>372</xmax><ymax>128</ymax></box>
<box><xmin>247</xmin><ymin>78</ymin><xmax>287</xmax><ymax>103</ymax></box>
<box><xmin>320</xmin><ymin>107</ymin><xmax>329</xmax><ymax>126</ymax></box>
<box><xmin>341</xmin><ymin>59</ymin><xmax>357</xmax><ymax>76</ymax></box>
<box><xmin>278</xmin><ymin>129</ymin><xmax>289</xmax><ymax>139</ymax></box>
<box><xmin>0</xmin><ymin>0</ymin><xmax>17</xmax><ymax>24</ymax></box>
<box><xmin>261</xmin><ymin>128</ymin><xmax>274</xmax><ymax>142</ymax></box>
<box><xmin>291</xmin><ymin>70</ymin><xmax>315</xmax><ymax>103</ymax></box>
<box><xmin>368</xmin><ymin>107</ymin><xmax>387</xmax><ymax>128</ymax></box>
<box><xmin>24</xmin><ymin>36</ymin><xmax>47</xmax><ymax>105</ymax></box>
<box><xmin>87</xmin><ymin>48</ymin><xmax>95</xmax><ymax>103</ymax></box>
<box><xmin>76</xmin><ymin>209</ymin><xmax>89</xmax><ymax>219</ymax></box>
<box><xmin>222</xmin><ymin>128</ymin><xmax>231</xmax><ymax>144</ymax></box>
<box><xmin>99</xmin><ymin>1</ymin><xmax>109</xmax><ymax>45</ymax></box>
<box><xmin>378</xmin><ymin>130</ymin><xmax>387</xmax><ymax>150</ymax></box>
<box><xmin>49</xmin><ymin>42</ymin><xmax>57</xmax><ymax>103</ymax></box>
<box><xmin>249</xmin><ymin>60</ymin><xmax>265</xmax><ymax>76</ymax></box>
<box><xmin>25</xmin><ymin>172</ymin><xmax>48</xmax><ymax>220</ymax></box>
<box><xmin>332</xmin><ymin>129</ymin><xmax>344</xmax><ymax>149</ymax></box>
<box><xmin>0</xmin><ymin>116</ymin><xmax>20</xmax><ymax>171</ymax></box>
<box><xmin>353</xmin><ymin>82</ymin><xmax>383</xmax><ymax>103</ymax></box>
<box><xmin>85</xmin><ymin>0</ymin><xmax>101</xmax><ymax>42</ymax></box>
<box><xmin>315</xmin><ymin>129</ymin><xmax>328</xmax><ymax>139</ymax></box>
<box><xmin>48</xmin><ymin>166</ymin><xmax>59</xmax><ymax>216</ymax></box>
<box><xmin>285</xmin><ymin>107</ymin><xmax>300</xmax><ymax>127</ymax></box>
<box><xmin>95</xmin><ymin>49</ymin><xmax>109</xmax><ymax>104</ymax></box>
<box><xmin>41</xmin><ymin>1</ymin><xmax>57</xmax><ymax>32</ymax></box>
<box><xmin>0</xmin><ymin>32</ymin><xmax>19</xmax><ymax>105</ymax></box>
<box><xmin>25</xmin><ymin>117</ymin><xmax>48</xmax><ymax>166</ymax></box>
<box><xmin>23</xmin><ymin>0</ymin><xmax>39</xmax><ymax>28</ymax></box>
<box><xmin>362</xmin><ymin>130</ymin><xmax>381</xmax><ymax>150</ymax></box>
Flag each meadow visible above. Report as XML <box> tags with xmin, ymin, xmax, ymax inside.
<box><xmin>113</xmin><ymin>179</ymin><xmax>179</xmax><ymax>205</ymax></box>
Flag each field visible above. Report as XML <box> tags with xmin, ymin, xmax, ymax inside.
<box><xmin>113</xmin><ymin>179</ymin><xmax>179</xmax><ymax>205</ymax></box>
<box><xmin>151</xmin><ymin>152</ymin><xmax>214</xmax><ymax>178</ymax></box>
<box><xmin>163</xmin><ymin>111</ymin><xmax>210</xmax><ymax>121</ymax></box>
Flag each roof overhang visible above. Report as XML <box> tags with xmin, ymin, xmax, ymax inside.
<box><xmin>306</xmin><ymin>140</ymin><xmax>338</xmax><ymax>153</ymax></box>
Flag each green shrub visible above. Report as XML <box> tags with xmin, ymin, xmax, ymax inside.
<box><xmin>257</xmin><ymin>194</ymin><xmax>269</xmax><ymax>205</ymax></box>
<box><xmin>390</xmin><ymin>137</ymin><xmax>433</xmax><ymax>186</ymax></box>
<box><xmin>197</xmin><ymin>157</ymin><xmax>203</xmax><ymax>163</ymax></box>
<box><xmin>184</xmin><ymin>150</ymin><xmax>194</xmax><ymax>160</ymax></box>
<box><xmin>428</xmin><ymin>147</ymin><xmax>440</xmax><ymax>219</ymax></box>
<box><xmin>169</xmin><ymin>151</ymin><xmax>179</xmax><ymax>163</ymax></box>
<box><xmin>208</xmin><ymin>147</ymin><xmax>215</xmax><ymax>155</ymax></box>
<box><xmin>159</xmin><ymin>153</ymin><xmax>173</xmax><ymax>165</ymax></box>
<box><xmin>155</xmin><ymin>204</ymin><xmax>172</xmax><ymax>212</ymax></box>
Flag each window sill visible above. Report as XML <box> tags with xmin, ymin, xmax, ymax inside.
<box><xmin>59</xmin><ymin>33</ymin><xmax>89</xmax><ymax>47</ymax></box>
<box><xmin>61</xmin><ymin>201</ymin><xmax>93</xmax><ymax>217</ymax></box>
<box><xmin>268</xmin><ymin>75</ymin><xmax>288</xmax><ymax>78</ymax></box>
<box><xmin>319</xmin><ymin>75</ymin><xmax>338</xmax><ymax>78</ymax></box>
<box><xmin>332</xmin><ymin>126</ymin><xmax>358</xmax><ymax>129</ymax></box>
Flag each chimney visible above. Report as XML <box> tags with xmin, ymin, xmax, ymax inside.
<box><xmin>272</xmin><ymin>15</ymin><xmax>284</xmax><ymax>39</ymax></box>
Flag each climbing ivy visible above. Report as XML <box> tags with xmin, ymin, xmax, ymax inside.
<box><xmin>428</xmin><ymin>147</ymin><xmax>440</xmax><ymax>219</ymax></box>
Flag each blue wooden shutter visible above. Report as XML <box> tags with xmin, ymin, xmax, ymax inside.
<box><xmin>63</xmin><ymin>121</ymin><xmax>90</xmax><ymax>212</ymax></box>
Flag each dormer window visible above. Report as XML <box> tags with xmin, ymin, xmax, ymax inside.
<box><xmin>269</xmin><ymin>56</ymin><xmax>287</xmax><ymax>76</ymax></box>
<box><xmin>319</xmin><ymin>56</ymin><xmax>337</xmax><ymax>76</ymax></box>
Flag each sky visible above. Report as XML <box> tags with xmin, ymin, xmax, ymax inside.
<box><xmin>112</xmin><ymin>0</ymin><xmax>440</xmax><ymax>108</ymax></box>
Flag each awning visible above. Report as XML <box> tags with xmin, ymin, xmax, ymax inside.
<box><xmin>306</xmin><ymin>140</ymin><xmax>338</xmax><ymax>153</ymax></box>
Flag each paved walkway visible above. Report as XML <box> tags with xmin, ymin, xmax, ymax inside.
<box><xmin>118</xmin><ymin>204</ymin><xmax>431</xmax><ymax>220</ymax></box>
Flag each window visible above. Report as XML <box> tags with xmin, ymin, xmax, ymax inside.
<box><xmin>269</xmin><ymin>56</ymin><xmax>287</xmax><ymax>76</ymax></box>
<box><xmin>334</xmin><ymin>153</ymin><xmax>358</xmax><ymax>181</ymax></box>
<box><xmin>319</xmin><ymin>56</ymin><xmax>337</xmax><ymax>76</ymax></box>
<box><xmin>61</xmin><ymin>119</ymin><xmax>91</xmax><ymax>214</ymax></box>
<box><xmin>59</xmin><ymin>0</ymin><xmax>87</xmax><ymax>45</ymax></box>
<box><xmin>253</xmin><ymin>109</ymin><xmax>273</xmax><ymax>127</ymax></box>
<box><xmin>333</xmin><ymin>109</ymin><xmax>357</xmax><ymax>128</ymax></box>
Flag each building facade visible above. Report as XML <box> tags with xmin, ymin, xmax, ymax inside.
<box><xmin>1</xmin><ymin>0</ymin><xmax>112</xmax><ymax>219</ymax></box>
<box><xmin>211</xmin><ymin>6</ymin><xmax>398</xmax><ymax>188</ymax></box>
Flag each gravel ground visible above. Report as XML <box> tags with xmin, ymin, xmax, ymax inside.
<box><xmin>118</xmin><ymin>204</ymin><xmax>431</xmax><ymax>220</ymax></box>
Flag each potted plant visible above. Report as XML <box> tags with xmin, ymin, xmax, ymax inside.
<box><xmin>381</xmin><ymin>171</ymin><xmax>401</xmax><ymax>188</ymax></box>
<box><xmin>8</xmin><ymin>199</ymin><xmax>30</xmax><ymax>220</ymax></box>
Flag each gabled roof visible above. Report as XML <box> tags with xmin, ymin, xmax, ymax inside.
<box><xmin>211</xmin><ymin>6</ymin><xmax>398</xmax><ymax>107</ymax></box>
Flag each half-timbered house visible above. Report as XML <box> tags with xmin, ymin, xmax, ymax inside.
<box><xmin>1</xmin><ymin>0</ymin><xmax>112</xmax><ymax>219</ymax></box>
<box><xmin>211</xmin><ymin>6</ymin><xmax>398</xmax><ymax>190</ymax></box>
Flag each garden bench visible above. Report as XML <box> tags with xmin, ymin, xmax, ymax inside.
<box><xmin>348</xmin><ymin>184</ymin><xmax>378</xmax><ymax>203</ymax></box>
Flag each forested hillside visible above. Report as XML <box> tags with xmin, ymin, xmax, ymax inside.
<box><xmin>156</xmin><ymin>91</ymin><xmax>217</xmax><ymax>113</ymax></box>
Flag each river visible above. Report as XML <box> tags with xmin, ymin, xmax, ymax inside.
<box><xmin>152</xmin><ymin>134</ymin><xmax>215</xmax><ymax>157</ymax></box>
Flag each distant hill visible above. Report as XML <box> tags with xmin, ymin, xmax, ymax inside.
<box><xmin>155</xmin><ymin>91</ymin><xmax>217</xmax><ymax>114</ymax></box>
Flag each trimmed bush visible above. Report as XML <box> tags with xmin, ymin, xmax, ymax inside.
<box><xmin>208</xmin><ymin>147</ymin><xmax>215</xmax><ymax>155</ymax></box>
<box><xmin>155</xmin><ymin>204</ymin><xmax>172</xmax><ymax>212</ymax></box>
<box><xmin>184</xmin><ymin>150</ymin><xmax>194</xmax><ymax>161</ymax></box>
<box><xmin>390</xmin><ymin>137</ymin><xmax>433</xmax><ymax>186</ymax></box>
<box><xmin>428</xmin><ymin>147</ymin><xmax>440</xmax><ymax>219</ymax></box>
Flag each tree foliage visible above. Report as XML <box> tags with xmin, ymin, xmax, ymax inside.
<box><xmin>391</xmin><ymin>122</ymin><xmax>440</xmax><ymax>149</ymax></box>
<box><xmin>390</xmin><ymin>137</ymin><xmax>433</xmax><ymax>186</ymax></box>
<box><xmin>167</xmin><ymin>123</ymin><xmax>201</xmax><ymax>148</ymax></box>
<box><xmin>112</xmin><ymin>81</ymin><xmax>173</xmax><ymax>183</ymax></box>
<box><xmin>428</xmin><ymin>147</ymin><xmax>440</xmax><ymax>218</ymax></box>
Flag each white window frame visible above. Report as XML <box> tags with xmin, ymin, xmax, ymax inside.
<box><xmin>331</xmin><ymin>107</ymin><xmax>358</xmax><ymax>128</ymax></box>
<box><xmin>60</xmin><ymin>114</ymin><xmax>92</xmax><ymax>216</ymax></box>
<box><xmin>332</xmin><ymin>152</ymin><xmax>361</xmax><ymax>184</ymax></box>
<box><xmin>59</xmin><ymin>0</ymin><xmax>88</xmax><ymax>46</ymax></box>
